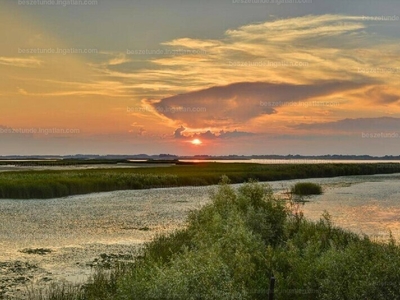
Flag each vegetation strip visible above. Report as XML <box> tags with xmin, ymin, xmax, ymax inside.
<box><xmin>1</xmin><ymin>163</ymin><xmax>400</xmax><ymax>199</ymax></box>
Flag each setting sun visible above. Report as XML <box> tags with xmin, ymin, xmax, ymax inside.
<box><xmin>191</xmin><ymin>139</ymin><xmax>202</xmax><ymax>145</ymax></box>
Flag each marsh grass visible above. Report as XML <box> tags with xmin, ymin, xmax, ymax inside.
<box><xmin>291</xmin><ymin>182</ymin><xmax>323</xmax><ymax>196</ymax></box>
<box><xmin>1</xmin><ymin>163</ymin><xmax>400</xmax><ymax>199</ymax></box>
<box><xmin>20</xmin><ymin>248</ymin><xmax>52</xmax><ymax>255</ymax></box>
<box><xmin>0</xmin><ymin>171</ymin><xmax>179</xmax><ymax>199</ymax></box>
<box><xmin>29</xmin><ymin>177</ymin><xmax>400</xmax><ymax>300</ymax></box>
<box><xmin>25</xmin><ymin>282</ymin><xmax>85</xmax><ymax>300</ymax></box>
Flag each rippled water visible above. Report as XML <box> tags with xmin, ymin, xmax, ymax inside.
<box><xmin>181</xmin><ymin>159</ymin><xmax>400</xmax><ymax>164</ymax></box>
<box><xmin>287</xmin><ymin>173</ymin><xmax>400</xmax><ymax>240</ymax></box>
<box><xmin>0</xmin><ymin>186</ymin><xmax>212</xmax><ymax>298</ymax></box>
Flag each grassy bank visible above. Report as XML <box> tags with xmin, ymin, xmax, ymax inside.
<box><xmin>1</xmin><ymin>162</ymin><xmax>400</xmax><ymax>199</ymax></box>
<box><xmin>32</xmin><ymin>178</ymin><xmax>400</xmax><ymax>299</ymax></box>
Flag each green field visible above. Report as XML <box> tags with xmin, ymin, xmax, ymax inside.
<box><xmin>1</xmin><ymin>162</ymin><xmax>400</xmax><ymax>199</ymax></box>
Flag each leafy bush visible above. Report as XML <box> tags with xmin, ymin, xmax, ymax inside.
<box><xmin>291</xmin><ymin>182</ymin><xmax>323</xmax><ymax>196</ymax></box>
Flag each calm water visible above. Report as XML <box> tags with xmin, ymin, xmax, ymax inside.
<box><xmin>181</xmin><ymin>159</ymin><xmax>400</xmax><ymax>164</ymax></box>
<box><xmin>265</xmin><ymin>173</ymin><xmax>400</xmax><ymax>240</ymax></box>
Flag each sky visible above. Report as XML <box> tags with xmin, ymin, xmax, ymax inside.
<box><xmin>1</xmin><ymin>0</ymin><xmax>400</xmax><ymax>156</ymax></box>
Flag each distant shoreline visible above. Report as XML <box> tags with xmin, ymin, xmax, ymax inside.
<box><xmin>2</xmin><ymin>153</ymin><xmax>400</xmax><ymax>163</ymax></box>
<box><xmin>1</xmin><ymin>157</ymin><xmax>400</xmax><ymax>168</ymax></box>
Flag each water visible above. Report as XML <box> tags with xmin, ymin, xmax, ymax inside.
<box><xmin>1</xmin><ymin>173</ymin><xmax>399</xmax><ymax>251</ymax></box>
<box><xmin>181</xmin><ymin>159</ymin><xmax>400</xmax><ymax>164</ymax></box>
<box><xmin>0</xmin><ymin>160</ymin><xmax>58</xmax><ymax>162</ymax></box>
<box><xmin>292</xmin><ymin>174</ymin><xmax>400</xmax><ymax>240</ymax></box>
<box><xmin>0</xmin><ymin>186</ymin><xmax>211</xmax><ymax>298</ymax></box>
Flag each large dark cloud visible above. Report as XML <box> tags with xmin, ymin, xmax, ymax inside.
<box><xmin>150</xmin><ymin>81</ymin><xmax>368</xmax><ymax>128</ymax></box>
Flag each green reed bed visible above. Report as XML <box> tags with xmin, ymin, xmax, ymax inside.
<box><xmin>1</xmin><ymin>162</ymin><xmax>400</xmax><ymax>199</ymax></box>
<box><xmin>0</xmin><ymin>171</ymin><xmax>179</xmax><ymax>199</ymax></box>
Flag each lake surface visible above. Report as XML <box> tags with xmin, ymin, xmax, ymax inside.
<box><xmin>0</xmin><ymin>163</ymin><xmax>174</xmax><ymax>172</ymax></box>
<box><xmin>181</xmin><ymin>159</ymin><xmax>400</xmax><ymax>164</ymax></box>
<box><xmin>293</xmin><ymin>173</ymin><xmax>400</xmax><ymax>240</ymax></box>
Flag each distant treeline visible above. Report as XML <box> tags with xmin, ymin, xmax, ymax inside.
<box><xmin>1</xmin><ymin>163</ymin><xmax>400</xmax><ymax>199</ymax></box>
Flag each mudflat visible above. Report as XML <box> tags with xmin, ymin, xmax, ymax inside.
<box><xmin>0</xmin><ymin>186</ymin><xmax>212</xmax><ymax>299</ymax></box>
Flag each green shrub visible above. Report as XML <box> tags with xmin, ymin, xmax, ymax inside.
<box><xmin>291</xmin><ymin>182</ymin><xmax>323</xmax><ymax>196</ymax></box>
